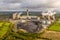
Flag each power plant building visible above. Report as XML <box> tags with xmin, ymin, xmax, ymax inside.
<box><xmin>11</xmin><ymin>9</ymin><xmax>56</xmax><ymax>33</ymax></box>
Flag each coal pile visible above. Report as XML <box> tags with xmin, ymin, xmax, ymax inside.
<box><xmin>17</xmin><ymin>21</ymin><xmax>43</xmax><ymax>33</ymax></box>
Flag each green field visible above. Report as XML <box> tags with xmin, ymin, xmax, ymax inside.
<box><xmin>0</xmin><ymin>22</ymin><xmax>41</xmax><ymax>40</ymax></box>
<box><xmin>0</xmin><ymin>22</ymin><xmax>11</xmax><ymax>38</ymax></box>
<box><xmin>1</xmin><ymin>20</ymin><xmax>60</xmax><ymax>40</ymax></box>
<box><xmin>48</xmin><ymin>20</ymin><xmax>60</xmax><ymax>31</ymax></box>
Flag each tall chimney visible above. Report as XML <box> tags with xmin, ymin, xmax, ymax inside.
<box><xmin>26</xmin><ymin>9</ymin><xmax>29</xmax><ymax>18</ymax></box>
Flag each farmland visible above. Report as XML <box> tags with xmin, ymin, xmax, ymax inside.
<box><xmin>0</xmin><ymin>22</ymin><xmax>11</xmax><ymax>38</ymax></box>
<box><xmin>48</xmin><ymin>19</ymin><xmax>60</xmax><ymax>31</ymax></box>
<box><xmin>0</xmin><ymin>21</ymin><xmax>41</xmax><ymax>40</ymax></box>
<box><xmin>40</xmin><ymin>18</ymin><xmax>60</xmax><ymax>40</ymax></box>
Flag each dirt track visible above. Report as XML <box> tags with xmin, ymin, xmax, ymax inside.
<box><xmin>41</xmin><ymin>31</ymin><xmax>60</xmax><ymax>40</ymax></box>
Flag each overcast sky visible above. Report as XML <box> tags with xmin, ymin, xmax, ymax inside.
<box><xmin>0</xmin><ymin>0</ymin><xmax>60</xmax><ymax>11</ymax></box>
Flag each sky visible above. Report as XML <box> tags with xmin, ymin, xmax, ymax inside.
<box><xmin>0</xmin><ymin>0</ymin><xmax>60</xmax><ymax>11</ymax></box>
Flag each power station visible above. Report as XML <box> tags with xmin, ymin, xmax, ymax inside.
<box><xmin>11</xmin><ymin>9</ymin><xmax>56</xmax><ymax>33</ymax></box>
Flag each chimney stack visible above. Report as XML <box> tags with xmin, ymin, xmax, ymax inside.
<box><xmin>26</xmin><ymin>9</ymin><xmax>29</xmax><ymax>18</ymax></box>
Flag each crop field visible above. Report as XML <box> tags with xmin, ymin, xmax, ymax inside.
<box><xmin>48</xmin><ymin>20</ymin><xmax>60</xmax><ymax>31</ymax></box>
<box><xmin>40</xmin><ymin>19</ymin><xmax>60</xmax><ymax>40</ymax></box>
<box><xmin>41</xmin><ymin>31</ymin><xmax>60</xmax><ymax>40</ymax></box>
<box><xmin>0</xmin><ymin>22</ymin><xmax>40</xmax><ymax>40</ymax></box>
<box><xmin>0</xmin><ymin>22</ymin><xmax>11</xmax><ymax>38</ymax></box>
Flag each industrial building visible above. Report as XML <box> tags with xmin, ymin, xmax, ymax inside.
<box><xmin>11</xmin><ymin>9</ymin><xmax>56</xmax><ymax>33</ymax></box>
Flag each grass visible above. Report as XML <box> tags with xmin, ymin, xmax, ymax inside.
<box><xmin>48</xmin><ymin>20</ymin><xmax>60</xmax><ymax>31</ymax></box>
<box><xmin>0</xmin><ymin>21</ymin><xmax>42</xmax><ymax>40</ymax></box>
<box><xmin>2</xmin><ymin>26</ymin><xmax>41</xmax><ymax>40</ymax></box>
<box><xmin>41</xmin><ymin>19</ymin><xmax>60</xmax><ymax>40</ymax></box>
<box><xmin>1</xmin><ymin>23</ymin><xmax>45</xmax><ymax>40</ymax></box>
<box><xmin>0</xmin><ymin>22</ymin><xmax>11</xmax><ymax>38</ymax></box>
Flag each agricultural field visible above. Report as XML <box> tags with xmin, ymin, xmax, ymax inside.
<box><xmin>41</xmin><ymin>31</ymin><xmax>60</xmax><ymax>40</ymax></box>
<box><xmin>0</xmin><ymin>22</ymin><xmax>11</xmax><ymax>38</ymax></box>
<box><xmin>0</xmin><ymin>21</ymin><xmax>41</xmax><ymax>40</ymax></box>
<box><xmin>40</xmin><ymin>19</ymin><xmax>60</xmax><ymax>40</ymax></box>
<box><xmin>0</xmin><ymin>19</ymin><xmax>60</xmax><ymax>40</ymax></box>
<box><xmin>48</xmin><ymin>20</ymin><xmax>60</xmax><ymax>31</ymax></box>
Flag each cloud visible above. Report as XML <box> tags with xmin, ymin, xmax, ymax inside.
<box><xmin>0</xmin><ymin>0</ymin><xmax>60</xmax><ymax>10</ymax></box>
<box><xmin>21</xmin><ymin>0</ymin><xmax>60</xmax><ymax>8</ymax></box>
<box><xmin>21</xmin><ymin>0</ymin><xmax>48</xmax><ymax>8</ymax></box>
<box><xmin>0</xmin><ymin>0</ymin><xmax>22</xmax><ymax>10</ymax></box>
<box><xmin>52</xmin><ymin>1</ymin><xmax>60</xmax><ymax>8</ymax></box>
